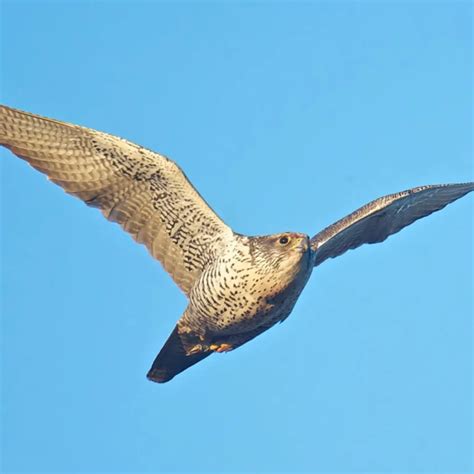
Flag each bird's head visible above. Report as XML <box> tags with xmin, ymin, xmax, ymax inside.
<box><xmin>248</xmin><ymin>232</ymin><xmax>313</xmax><ymax>286</ymax></box>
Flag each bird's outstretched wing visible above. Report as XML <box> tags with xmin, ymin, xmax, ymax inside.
<box><xmin>310</xmin><ymin>183</ymin><xmax>474</xmax><ymax>267</ymax></box>
<box><xmin>0</xmin><ymin>105</ymin><xmax>233</xmax><ymax>294</ymax></box>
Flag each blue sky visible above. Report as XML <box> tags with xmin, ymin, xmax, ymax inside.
<box><xmin>1</xmin><ymin>2</ymin><xmax>472</xmax><ymax>472</ymax></box>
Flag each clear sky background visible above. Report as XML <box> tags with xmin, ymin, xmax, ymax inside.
<box><xmin>1</xmin><ymin>2</ymin><xmax>472</xmax><ymax>473</ymax></box>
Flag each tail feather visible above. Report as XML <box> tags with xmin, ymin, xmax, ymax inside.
<box><xmin>147</xmin><ymin>326</ymin><xmax>211</xmax><ymax>383</ymax></box>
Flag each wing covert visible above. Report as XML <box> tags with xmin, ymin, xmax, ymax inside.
<box><xmin>310</xmin><ymin>183</ymin><xmax>474</xmax><ymax>267</ymax></box>
<box><xmin>0</xmin><ymin>105</ymin><xmax>233</xmax><ymax>294</ymax></box>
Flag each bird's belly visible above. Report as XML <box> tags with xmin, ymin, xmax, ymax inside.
<box><xmin>189</xmin><ymin>263</ymin><xmax>311</xmax><ymax>336</ymax></box>
<box><xmin>194</xmin><ymin>287</ymin><xmax>270</xmax><ymax>334</ymax></box>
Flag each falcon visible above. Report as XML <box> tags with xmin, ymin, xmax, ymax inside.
<box><xmin>1</xmin><ymin>105</ymin><xmax>472</xmax><ymax>383</ymax></box>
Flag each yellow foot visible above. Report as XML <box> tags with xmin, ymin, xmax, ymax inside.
<box><xmin>187</xmin><ymin>344</ymin><xmax>203</xmax><ymax>355</ymax></box>
<box><xmin>209</xmin><ymin>343</ymin><xmax>233</xmax><ymax>353</ymax></box>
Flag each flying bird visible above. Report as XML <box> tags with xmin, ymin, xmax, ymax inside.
<box><xmin>1</xmin><ymin>105</ymin><xmax>472</xmax><ymax>383</ymax></box>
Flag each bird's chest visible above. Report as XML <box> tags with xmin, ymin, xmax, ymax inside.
<box><xmin>189</xmin><ymin>253</ymin><xmax>311</xmax><ymax>335</ymax></box>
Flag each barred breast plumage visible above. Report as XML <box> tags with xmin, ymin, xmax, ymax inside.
<box><xmin>185</xmin><ymin>233</ymin><xmax>313</xmax><ymax>335</ymax></box>
<box><xmin>1</xmin><ymin>104</ymin><xmax>472</xmax><ymax>383</ymax></box>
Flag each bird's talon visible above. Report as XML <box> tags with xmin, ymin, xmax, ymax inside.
<box><xmin>187</xmin><ymin>344</ymin><xmax>203</xmax><ymax>355</ymax></box>
<box><xmin>210</xmin><ymin>343</ymin><xmax>233</xmax><ymax>353</ymax></box>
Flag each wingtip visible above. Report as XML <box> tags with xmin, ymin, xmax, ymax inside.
<box><xmin>453</xmin><ymin>181</ymin><xmax>474</xmax><ymax>195</ymax></box>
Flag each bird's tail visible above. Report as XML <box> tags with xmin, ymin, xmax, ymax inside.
<box><xmin>147</xmin><ymin>326</ymin><xmax>212</xmax><ymax>383</ymax></box>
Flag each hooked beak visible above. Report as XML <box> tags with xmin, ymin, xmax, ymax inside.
<box><xmin>296</xmin><ymin>236</ymin><xmax>310</xmax><ymax>253</ymax></box>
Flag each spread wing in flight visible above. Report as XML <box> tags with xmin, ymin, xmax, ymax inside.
<box><xmin>311</xmin><ymin>183</ymin><xmax>474</xmax><ymax>267</ymax></box>
<box><xmin>0</xmin><ymin>105</ymin><xmax>233</xmax><ymax>294</ymax></box>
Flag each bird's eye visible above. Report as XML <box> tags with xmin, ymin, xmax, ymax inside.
<box><xmin>279</xmin><ymin>236</ymin><xmax>290</xmax><ymax>245</ymax></box>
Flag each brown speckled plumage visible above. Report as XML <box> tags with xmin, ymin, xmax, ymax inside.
<box><xmin>1</xmin><ymin>105</ymin><xmax>472</xmax><ymax>383</ymax></box>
